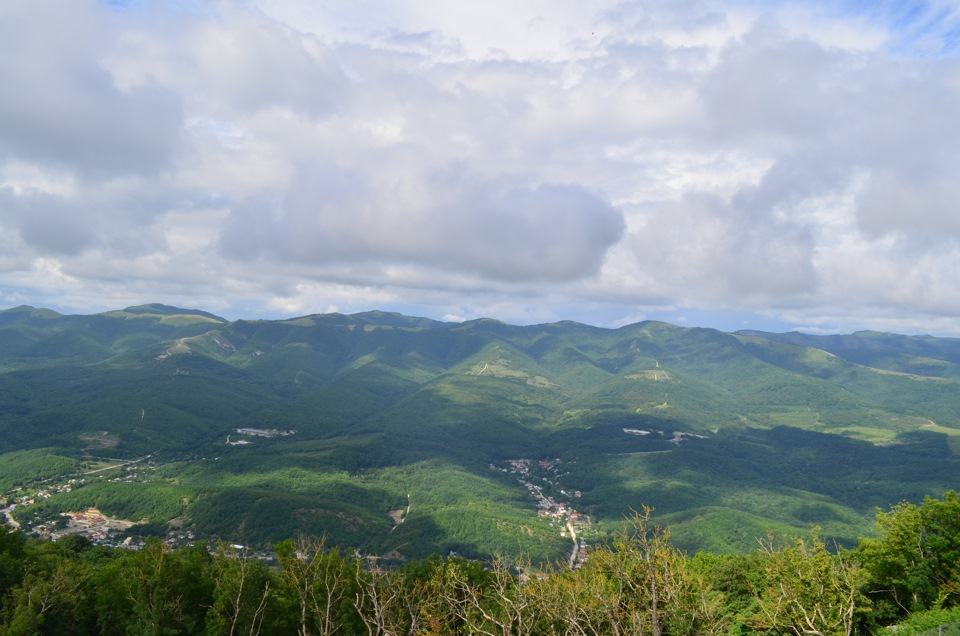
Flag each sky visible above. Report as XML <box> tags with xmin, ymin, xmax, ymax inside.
<box><xmin>3</xmin><ymin>1</ymin><xmax>960</xmax><ymax>334</ymax></box>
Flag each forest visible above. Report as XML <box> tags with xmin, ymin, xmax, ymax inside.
<box><xmin>3</xmin><ymin>304</ymin><xmax>960</xmax><ymax>635</ymax></box>
<box><xmin>3</xmin><ymin>304</ymin><xmax>960</xmax><ymax>561</ymax></box>
<box><xmin>2</xmin><ymin>492</ymin><xmax>959</xmax><ymax>635</ymax></box>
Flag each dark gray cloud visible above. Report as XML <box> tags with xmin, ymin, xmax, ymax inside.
<box><xmin>0</xmin><ymin>2</ymin><xmax>182</xmax><ymax>176</ymax></box>
<box><xmin>2</xmin><ymin>188</ymin><xmax>94</xmax><ymax>255</ymax></box>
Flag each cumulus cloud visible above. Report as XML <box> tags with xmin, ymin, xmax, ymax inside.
<box><xmin>221</xmin><ymin>167</ymin><xmax>623</xmax><ymax>282</ymax></box>
<box><xmin>630</xmin><ymin>189</ymin><xmax>817</xmax><ymax>302</ymax></box>
<box><xmin>2</xmin><ymin>0</ymin><xmax>960</xmax><ymax>334</ymax></box>
<box><xmin>183</xmin><ymin>5</ymin><xmax>349</xmax><ymax>117</ymax></box>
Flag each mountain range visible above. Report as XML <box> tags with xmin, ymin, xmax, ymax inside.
<box><xmin>1</xmin><ymin>303</ymin><xmax>958</xmax><ymax>560</ymax></box>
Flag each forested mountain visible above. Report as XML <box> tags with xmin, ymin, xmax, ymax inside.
<box><xmin>1</xmin><ymin>305</ymin><xmax>958</xmax><ymax>561</ymax></box>
<box><xmin>3</xmin><ymin>494</ymin><xmax>960</xmax><ymax>635</ymax></box>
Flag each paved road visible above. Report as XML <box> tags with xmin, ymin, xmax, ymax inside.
<box><xmin>566</xmin><ymin>521</ymin><xmax>578</xmax><ymax>569</ymax></box>
<box><xmin>1</xmin><ymin>506</ymin><xmax>20</xmax><ymax>529</ymax></box>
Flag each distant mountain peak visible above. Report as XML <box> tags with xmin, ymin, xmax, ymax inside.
<box><xmin>0</xmin><ymin>305</ymin><xmax>63</xmax><ymax>322</ymax></box>
<box><xmin>346</xmin><ymin>311</ymin><xmax>448</xmax><ymax>329</ymax></box>
<box><xmin>113</xmin><ymin>304</ymin><xmax>227</xmax><ymax>322</ymax></box>
<box><xmin>1</xmin><ymin>304</ymin><xmax>61</xmax><ymax>315</ymax></box>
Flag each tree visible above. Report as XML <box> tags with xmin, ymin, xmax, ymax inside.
<box><xmin>859</xmin><ymin>491</ymin><xmax>960</xmax><ymax>625</ymax></box>
<box><xmin>94</xmin><ymin>538</ymin><xmax>214</xmax><ymax>636</ymax></box>
<box><xmin>205</xmin><ymin>544</ymin><xmax>275</xmax><ymax>636</ymax></box>
<box><xmin>546</xmin><ymin>506</ymin><xmax>724</xmax><ymax>636</ymax></box>
<box><xmin>3</xmin><ymin>559</ymin><xmax>93</xmax><ymax>635</ymax></box>
<box><xmin>454</xmin><ymin>555</ymin><xmax>541</xmax><ymax>636</ymax></box>
<box><xmin>752</xmin><ymin>529</ymin><xmax>865</xmax><ymax>636</ymax></box>
<box><xmin>353</xmin><ymin>559</ymin><xmax>419</xmax><ymax>636</ymax></box>
<box><xmin>0</xmin><ymin>527</ymin><xmax>27</xmax><ymax>612</ymax></box>
<box><xmin>275</xmin><ymin>537</ymin><xmax>360</xmax><ymax>636</ymax></box>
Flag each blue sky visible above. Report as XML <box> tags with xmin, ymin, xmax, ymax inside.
<box><xmin>2</xmin><ymin>0</ymin><xmax>960</xmax><ymax>335</ymax></box>
<box><xmin>868</xmin><ymin>0</ymin><xmax>960</xmax><ymax>54</ymax></box>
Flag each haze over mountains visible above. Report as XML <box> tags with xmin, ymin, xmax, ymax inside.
<box><xmin>1</xmin><ymin>303</ymin><xmax>958</xmax><ymax>560</ymax></box>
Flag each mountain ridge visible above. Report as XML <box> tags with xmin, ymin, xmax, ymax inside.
<box><xmin>1</xmin><ymin>304</ymin><xmax>958</xmax><ymax>559</ymax></box>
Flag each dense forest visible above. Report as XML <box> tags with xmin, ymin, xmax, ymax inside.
<box><xmin>3</xmin><ymin>305</ymin><xmax>960</xmax><ymax>634</ymax></box>
<box><xmin>3</xmin><ymin>305</ymin><xmax>960</xmax><ymax>561</ymax></box>
<box><xmin>2</xmin><ymin>493</ymin><xmax>959</xmax><ymax>635</ymax></box>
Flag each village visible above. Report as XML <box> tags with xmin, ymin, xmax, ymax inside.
<box><xmin>491</xmin><ymin>457</ymin><xmax>594</xmax><ymax>568</ymax></box>
<box><xmin>4</xmin><ymin>443</ymin><xmax>603</xmax><ymax>567</ymax></box>
<box><xmin>2</xmin><ymin>475</ymin><xmax>88</xmax><ymax>536</ymax></box>
<box><xmin>1</xmin><ymin>483</ymin><xmax>151</xmax><ymax>549</ymax></box>
<box><xmin>0</xmin><ymin>456</ymin><xmax>193</xmax><ymax>551</ymax></box>
<box><xmin>51</xmin><ymin>507</ymin><xmax>142</xmax><ymax>545</ymax></box>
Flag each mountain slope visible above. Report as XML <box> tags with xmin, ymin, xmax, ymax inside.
<box><xmin>1</xmin><ymin>306</ymin><xmax>958</xmax><ymax>559</ymax></box>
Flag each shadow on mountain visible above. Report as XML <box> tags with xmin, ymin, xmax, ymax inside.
<box><xmin>5</xmin><ymin>305</ymin><xmax>960</xmax><ymax>559</ymax></box>
<box><xmin>187</xmin><ymin>482</ymin><xmax>401</xmax><ymax>551</ymax></box>
<box><xmin>566</xmin><ymin>425</ymin><xmax>956</xmax><ymax>552</ymax></box>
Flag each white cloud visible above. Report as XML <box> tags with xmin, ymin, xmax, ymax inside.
<box><xmin>2</xmin><ymin>0</ymin><xmax>960</xmax><ymax>334</ymax></box>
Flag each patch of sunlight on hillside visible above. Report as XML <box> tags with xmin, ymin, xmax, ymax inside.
<box><xmin>767</xmin><ymin>409</ymin><xmax>820</xmax><ymax>428</ymax></box>
<box><xmin>159</xmin><ymin>314</ymin><xmax>222</xmax><ymax>326</ymax></box>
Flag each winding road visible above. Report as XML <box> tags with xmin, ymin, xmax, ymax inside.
<box><xmin>1</xmin><ymin>506</ymin><xmax>20</xmax><ymax>530</ymax></box>
<box><xmin>566</xmin><ymin>521</ymin><xmax>578</xmax><ymax>569</ymax></box>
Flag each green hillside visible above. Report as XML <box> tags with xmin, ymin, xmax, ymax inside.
<box><xmin>1</xmin><ymin>305</ymin><xmax>958</xmax><ymax>561</ymax></box>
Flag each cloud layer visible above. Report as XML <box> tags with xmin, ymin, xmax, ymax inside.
<box><xmin>2</xmin><ymin>0</ymin><xmax>960</xmax><ymax>333</ymax></box>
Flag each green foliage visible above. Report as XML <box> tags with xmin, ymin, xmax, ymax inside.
<box><xmin>883</xmin><ymin>607</ymin><xmax>960</xmax><ymax>636</ymax></box>
<box><xmin>0</xmin><ymin>526</ymin><xmax>27</xmax><ymax>611</ymax></box>
<box><xmin>4</xmin><ymin>305</ymin><xmax>960</xmax><ymax>562</ymax></box>
<box><xmin>751</xmin><ymin>529</ymin><xmax>866</xmax><ymax>636</ymax></box>
<box><xmin>0</xmin><ymin>490</ymin><xmax>959</xmax><ymax>634</ymax></box>
<box><xmin>572</xmin><ymin>506</ymin><xmax>723</xmax><ymax>635</ymax></box>
<box><xmin>858</xmin><ymin>491</ymin><xmax>960</xmax><ymax>625</ymax></box>
<box><xmin>0</xmin><ymin>449</ymin><xmax>80</xmax><ymax>491</ymax></box>
<box><xmin>377</xmin><ymin>461</ymin><xmax>568</xmax><ymax>561</ymax></box>
<box><xmin>27</xmin><ymin>481</ymin><xmax>189</xmax><ymax>524</ymax></box>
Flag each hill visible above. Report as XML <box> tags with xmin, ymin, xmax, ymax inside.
<box><xmin>1</xmin><ymin>306</ymin><xmax>958</xmax><ymax>560</ymax></box>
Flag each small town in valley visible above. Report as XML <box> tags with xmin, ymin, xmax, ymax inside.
<box><xmin>492</xmin><ymin>457</ymin><xmax>594</xmax><ymax>568</ymax></box>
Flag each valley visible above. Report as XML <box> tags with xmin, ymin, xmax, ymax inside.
<box><xmin>1</xmin><ymin>304</ymin><xmax>959</xmax><ymax>562</ymax></box>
